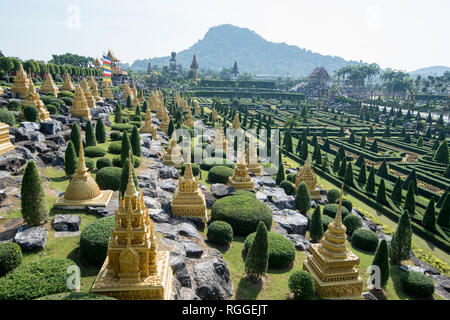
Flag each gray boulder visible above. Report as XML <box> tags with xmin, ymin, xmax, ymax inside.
<box><xmin>159</xmin><ymin>179</ymin><xmax>178</xmax><ymax>193</ymax></box>
<box><xmin>273</xmin><ymin>209</ymin><xmax>309</xmax><ymax>235</ymax></box>
<box><xmin>14</xmin><ymin>226</ymin><xmax>48</xmax><ymax>251</ymax></box>
<box><xmin>182</xmin><ymin>240</ymin><xmax>203</xmax><ymax>258</ymax></box>
<box><xmin>148</xmin><ymin>208</ymin><xmax>171</xmax><ymax>223</ymax></box>
<box><xmin>170</xmin><ymin>255</ymin><xmax>192</xmax><ymax>288</ymax></box>
<box><xmin>52</xmin><ymin>214</ymin><xmax>81</xmax><ymax>231</ymax></box>
<box><xmin>272</xmin><ymin>195</ymin><xmax>296</xmax><ymax>210</ymax></box>
<box><xmin>40</xmin><ymin>120</ymin><xmax>63</xmax><ymax>135</ymax></box>
<box><xmin>154</xmin><ymin>223</ymin><xmax>179</xmax><ymax>241</ymax></box>
<box><xmin>210</xmin><ymin>184</ymin><xmax>235</xmax><ymax>198</ymax></box>
<box><xmin>159</xmin><ymin>166</ymin><xmax>179</xmax><ymax>179</ymax></box>
<box><xmin>286</xmin><ymin>234</ymin><xmax>310</xmax><ymax>251</ymax></box>
<box><xmin>202</xmin><ymin>191</ymin><xmax>216</xmax><ymax>209</ymax></box>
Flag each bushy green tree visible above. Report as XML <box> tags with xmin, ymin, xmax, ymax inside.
<box><xmin>295</xmin><ymin>182</ymin><xmax>311</xmax><ymax>214</ymax></box>
<box><xmin>245</xmin><ymin>221</ymin><xmax>269</xmax><ymax>281</ymax></box>
<box><xmin>437</xmin><ymin>194</ymin><xmax>450</xmax><ymax>228</ymax></box>
<box><xmin>114</xmin><ymin>102</ymin><xmax>123</xmax><ymax>124</ymax></box>
<box><xmin>366</xmin><ymin>166</ymin><xmax>376</xmax><ymax>193</ymax></box>
<box><xmin>371</xmin><ymin>239</ymin><xmax>389</xmax><ymax>288</ymax></box>
<box><xmin>404</xmin><ymin>181</ymin><xmax>416</xmax><ymax>216</ymax></box>
<box><xmin>391</xmin><ymin>176</ymin><xmax>403</xmax><ymax>204</ymax></box>
<box><xmin>64</xmin><ymin>141</ymin><xmax>77</xmax><ymax>176</ymax></box>
<box><xmin>130</xmin><ymin>126</ymin><xmax>142</xmax><ymax>157</ymax></box>
<box><xmin>357</xmin><ymin>161</ymin><xmax>367</xmax><ymax>185</ymax></box>
<box><xmin>310</xmin><ymin>206</ymin><xmax>323</xmax><ymax>243</ymax></box>
<box><xmin>120</xmin><ymin>132</ymin><xmax>132</xmax><ymax>166</ymax></box>
<box><xmin>344</xmin><ymin>162</ymin><xmax>354</xmax><ymax>187</ymax></box>
<box><xmin>85</xmin><ymin>120</ymin><xmax>96</xmax><ymax>147</ymax></box>
<box><xmin>433</xmin><ymin>140</ymin><xmax>449</xmax><ymax>163</ymax></box>
<box><xmin>21</xmin><ymin>161</ymin><xmax>49</xmax><ymax>226</ymax></box>
<box><xmin>422</xmin><ymin>198</ymin><xmax>436</xmax><ymax>232</ymax></box>
<box><xmin>376</xmin><ymin>179</ymin><xmax>387</xmax><ymax>205</ymax></box>
<box><xmin>70</xmin><ymin>123</ymin><xmax>81</xmax><ymax>155</ymax></box>
<box><xmin>95</xmin><ymin>117</ymin><xmax>107</xmax><ymax>143</ymax></box>
<box><xmin>389</xmin><ymin>211</ymin><xmax>412</xmax><ymax>264</ymax></box>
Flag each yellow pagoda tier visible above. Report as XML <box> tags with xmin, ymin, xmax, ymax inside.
<box><xmin>88</xmin><ymin>76</ymin><xmax>96</xmax><ymax>89</ymax></box>
<box><xmin>295</xmin><ymin>156</ymin><xmax>321</xmax><ymax>200</ymax></box>
<box><xmin>139</xmin><ymin>89</ymin><xmax>145</xmax><ymax>103</ymax></box>
<box><xmin>70</xmin><ymin>86</ymin><xmax>92</xmax><ymax>121</ymax></box>
<box><xmin>91</xmin><ymin>82</ymin><xmax>103</xmax><ymax>102</ymax></box>
<box><xmin>212</xmin><ymin>126</ymin><xmax>229</xmax><ymax>153</ymax></box>
<box><xmin>20</xmin><ymin>79</ymin><xmax>50</xmax><ymax>121</ymax></box>
<box><xmin>140</xmin><ymin>108</ymin><xmax>157</xmax><ymax>139</ymax></box>
<box><xmin>0</xmin><ymin>87</ymin><xmax>3</xmax><ymax>95</ymax></box>
<box><xmin>123</xmin><ymin>82</ymin><xmax>134</xmax><ymax>100</ymax></box>
<box><xmin>171</xmin><ymin>161</ymin><xmax>208</xmax><ymax>223</ymax></box>
<box><xmin>155</xmin><ymin>103</ymin><xmax>166</xmax><ymax>121</ymax></box>
<box><xmin>163</xmin><ymin>138</ymin><xmax>184</xmax><ymax>168</ymax></box>
<box><xmin>102</xmin><ymin>81</ymin><xmax>114</xmax><ymax>99</ymax></box>
<box><xmin>148</xmin><ymin>91</ymin><xmax>159</xmax><ymax>111</ymax></box>
<box><xmin>184</xmin><ymin>109</ymin><xmax>195</xmax><ymax>127</ymax></box>
<box><xmin>60</xmin><ymin>74</ymin><xmax>75</xmax><ymax>92</ymax></box>
<box><xmin>159</xmin><ymin>112</ymin><xmax>170</xmax><ymax>134</ymax></box>
<box><xmin>232</xmin><ymin>114</ymin><xmax>241</xmax><ymax>130</ymax></box>
<box><xmin>55</xmin><ymin>136</ymin><xmax>113</xmax><ymax>208</ymax></box>
<box><xmin>132</xmin><ymin>83</ymin><xmax>138</xmax><ymax>99</ymax></box>
<box><xmin>212</xmin><ymin>107</ymin><xmax>218</xmax><ymax>120</ymax></box>
<box><xmin>246</xmin><ymin>138</ymin><xmax>263</xmax><ymax>176</ymax></box>
<box><xmin>81</xmin><ymin>77</ymin><xmax>96</xmax><ymax>108</ymax></box>
<box><xmin>11</xmin><ymin>62</ymin><xmax>29</xmax><ymax>98</ymax></box>
<box><xmin>91</xmin><ymin>153</ymin><xmax>173</xmax><ymax>300</ymax></box>
<box><xmin>40</xmin><ymin>73</ymin><xmax>59</xmax><ymax>96</ymax></box>
<box><xmin>0</xmin><ymin>122</ymin><xmax>15</xmax><ymax>156</ymax></box>
<box><xmin>228</xmin><ymin>148</ymin><xmax>254</xmax><ymax>191</ymax></box>
<box><xmin>303</xmin><ymin>184</ymin><xmax>363</xmax><ymax>300</ymax></box>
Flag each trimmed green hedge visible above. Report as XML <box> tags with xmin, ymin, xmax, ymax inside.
<box><xmin>95</xmin><ymin>167</ymin><xmax>122</xmax><ymax>190</ymax></box>
<box><xmin>323</xmin><ymin>204</ymin><xmax>350</xmax><ymax>220</ymax></box>
<box><xmin>244</xmin><ymin>232</ymin><xmax>295</xmax><ymax>268</ymax></box>
<box><xmin>107</xmin><ymin>142</ymin><xmax>122</xmax><ymax>154</ymax></box>
<box><xmin>280</xmin><ymin>180</ymin><xmax>295</xmax><ymax>195</ymax></box>
<box><xmin>207</xmin><ymin>221</ymin><xmax>233</xmax><ymax>245</ymax></box>
<box><xmin>96</xmin><ymin>157</ymin><xmax>112</xmax><ymax>170</ymax></box>
<box><xmin>400</xmin><ymin>271</ymin><xmax>435</xmax><ymax>298</ymax></box>
<box><xmin>0</xmin><ymin>258</ymin><xmax>76</xmax><ymax>300</ymax></box>
<box><xmin>327</xmin><ymin>189</ymin><xmax>340</xmax><ymax>203</ymax></box>
<box><xmin>111</xmin><ymin>123</ymin><xmax>134</xmax><ymax>132</ymax></box>
<box><xmin>80</xmin><ymin>216</ymin><xmax>115</xmax><ymax>267</ymax></box>
<box><xmin>343</xmin><ymin>214</ymin><xmax>362</xmax><ymax>235</ymax></box>
<box><xmin>109</xmin><ymin>131</ymin><xmax>122</xmax><ymax>141</ymax></box>
<box><xmin>84</xmin><ymin>146</ymin><xmax>106</xmax><ymax>158</ymax></box>
<box><xmin>288</xmin><ymin>270</ymin><xmax>315</xmax><ymax>299</ymax></box>
<box><xmin>211</xmin><ymin>193</ymin><xmax>272</xmax><ymax>236</ymax></box>
<box><xmin>0</xmin><ymin>242</ymin><xmax>22</xmax><ymax>277</ymax></box>
<box><xmin>200</xmin><ymin>157</ymin><xmax>236</xmax><ymax>170</ymax></box>
<box><xmin>208</xmin><ymin>166</ymin><xmax>234</xmax><ymax>184</ymax></box>
<box><xmin>351</xmin><ymin>228</ymin><xmax>379</xmax><ymax>252</ymax></box>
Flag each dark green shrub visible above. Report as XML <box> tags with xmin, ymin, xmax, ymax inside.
<box><xmin>400</xmin><ymin>271</ymin><xmax>434</xmax><ymax>298</ymax></box>
<box><xmin>295</xmin><ymin>182</ymin><xmax>311</xmax><ymax>214</ymax></box>
<box><xmin>351</xmin><ymin>228</ymin><xmax>379</xmax><ymax>252</ymax></box>
<box><xmin>64</xmin><ymin>141</ymin><xmax>77</xmax><ymax>176</ymax></box>
<box><xmin>286</xmin><ymin>173</ymin><xmax>297</xmax><ymax>183</ymax></box>
<box><xmin>112</xmin><ymin>156</ymin><xmax>140</xmax><ymax>168</ymax></box>
<box><xmin>280</xmin><ymin>180</ymin><xmax>295</xmax><ymax>195</ymax></box>
<box><xmin>342</xmin><ymin>199</ymin><xmax>353</xmax><ymax>213</ymax></box>
<box><xmin>7</xmin><ymin>100</ymin><xmax>21</xmax><ymax>111</ymax></box>
<box><xmin>372</xmin><ymin>239</ymin><xmax>389</xmax><ymax>288</ymax></box>
<box><xmin>41</xmin><ymin>96</ymin><xmax>55</xmax><ymax>105</ymax></box>
<box><xmin>309</xmin><ymin>206</ymin><xmax>323</xmax><ymax>243</ymax></box>
<box><xmin>200</xmin><ymin>157</ymin><xmax>235</xmax><ymax>170</ymax></box>
<box><xmin>95</xmin><ymin>118</ymin><xmax>107</xmax><ymax>143</ymax></box>
<box><xmin>437</xmin><ymin>194</ymin><xmax>450</xmax><ymax>228</ymax></box>
<box><xmin>60</xmin><ymin>97</ymin><xmax>73</xmax><ymax>106</ymax></box>
<box><xmin>0</xmin><ymin>109</ymin><xmax>15</xmax><ymax>126</ymax></box>
<box><xmin>323</xmin><ymin>204</ymin><xmax>350</xmax><ymax>220</ymax></box>
<box><xmin>327</xmin><ymin>189</ymin><xmax>340</xmax><ymax>203</ymax></box>
<box><xmin>244</xmin><ymin>231</ymin><xmax>295</xmax><ymax>268</ymax></box>
<box><xmin>84</xmin><ymin>157</ymin><xmax>94</xmax><ymax>171</ymax></box>
<box><xmin>321</xmin><ymin>214</ymin><xmax>334</xmax><ymax>230</ymax></box>
<box><xmin>119</xmin><ymin>155</ymin><xmax>139</xmax><ymax>196</ymax></box>
<box><xmin>96</xmin><ymin>157</ymin><xmax>112</xmax><ymax>170</ymax></box>
<box><xmin>111</xmin><ymin>123</ymin><xmax>134</xmax><ymax>132</ymax></box>
<box><xmin>58</xmin><ymin>91</ymin><xmax>74</xmax><ymax>98</ymax></box>
<box><xmin>80</xmin><ymin>216</ymin><xmax>115</xmax><ymax>266</ymax></box>
<box><xmin>0</xmin><ymin>258</ymin><xmax>76</xmax><ymax>300</ymax></box>
<box><xmin>21</xmin><ymin>160</ymin><xmax>49</xmax><ymax>226</ymax></box>
<box><xmin>0</xmin><ymin>242</ymin><xmax>22</xmax><ymax>277</ymax></box>
<box><xmin>390</xmin><ymin>211</ymin><xmax>412</xmax><ymax>264</ymax></box>
<box><xmin>211</xmin><ymin>193</ymin><xmax>272</xmax><ymax>236</ymax></box>
<box><xmin>343</xmin><ymin>214</ymin><xmax>362</xmax><ymax>235</ymax></box>
<box><xmin>108</xmin><ymin>141</ymin><xmax>122</xmax><ymax>154</ymax></box>
<box><xmin>109</xmin><ymin>131</ymin><xmax>122</xmax><ymax>141</ymax></box>
<box><xmin>46</xmin><ymin>105</ymin><xmax>57</xmax><ymax>115</ymax></box>
<box><xmin>130</xmin><ymin>125</ymin><xmax>142</xmax><ymax>157</ymax></box>
<box><xmin>85</xmin><ymin>121</ymin><xmax>96</xmax><ymax>147</ymax></box>
<box><xmin>84</xmin><ymin>146</ymin><xmax>106</xmax><ymax>158</ymax></box>
<box><xmin>433</xmin><ymin>140</ymin><xmax>449</xmax><ymax>163</ymax></box>
<box><xmin>181</xmin><ymin>163</ymin><xmax>200</xmax><ymax>176</ymax></box>
<box><xmin>288</xmin><ymin>270</ymin><xmax>315</xmax><ymax>300</ymax></box>
<box><xmin>95</xmin><ymin>167</ymin><xmax>122</xmax><ymax>190</ymax></box>
<box><xmin>245</xmin><ymin>222</ymin><xmax>269</xmax><ymax>280</ymax></box>
<box><xmin>208</xmin><ymin>166</ymin><xmax>234</xmax><ymax>184</ymax></box>
<box><xmin>207</xmin><ymin>221</ymin><xmax>233</xmax><ymax>245</ymax></box>
<box><xmin>23</xmin><ymin>106</ymin><xmax>39</xmax><ymax>122</ymax></box>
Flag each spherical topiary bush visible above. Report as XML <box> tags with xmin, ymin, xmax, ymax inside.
<box><xmin>244</xmin><ymin>232</ymin><xmax>295</xmax><ymax>268</ymax></box>
<box><xmin>7</xmin><ymin>100</ymin><xmax>21</xmax><ymax>111</ymax></box>
<box><xmin>207</xmin><ymin>221</ymin><xmax>233</xmax><ymax>245</ymax></box>
<box><xmin>342</xmin><ymin>199</ymin><xmax>353</xmax><ymax>213</ymax></box>
<box><xmin>84</xmin><ymin>157</ymin><xmax>95</xmax><ymax>171</ymax></box>
<box><xmin>0</xmin><ymin>109</ymin><xmax>15</xmax><ymax>126</ymax></box>
<box><xmin>181</xmin><ymin>163</ymin><xmax>200</xmax><ymax>176</ymax></box>
<box><xmin>111</xmin><ymin>123</ymin><xmax>134</xmax><ymax>132</ymax></box>
<box><xmin>0</xmin><ymin>242</ymin><xmax>23</xmax><ymax>277</ymax></box>
<box><xmin>327</xmin><ymin>189</ymin><xmax>340</xmax><ymax>203</ymax></box>
<box><xmin>41</xmin><ymin>96</ymin><xmax>56</xmax><ymax>105</ymax></box>
<box><xmin>286</xmin><ymin>173</ymin><xmax>297</xmax><ymax>183</ymax></box>
<box><xmin>400</xmin><ymin>271</ymin><xmax>435</xmax><ymax>298</ymax></box>
<box><xmin>0</xmin><ymin>258</ymin><xmax>76</xmax><ymax>300</ymax></box>
<box><xmin>351</xmin><ymin>228</ymin><xmax>379</xmax><ymax>252</ymax></box>
<box><xmin>107</xmin><ymin>141</ymin><xmax>122</xmax><ymax>154</ymax></box>
<box><xmin>343</xmin><ymin>214</ymin><xmax>362</xmax><ymax>235</ymax></box>
<box><xmin>112</xmin><ymin>156</ymin><xmax>140</xmax><ymax>168</ymax></box>
<box><xmin>200</xmin><ymin>157</ymin><xmax>235</xmax><ymax>170</ymax></box>
<box><xmin>288</xmin><ymin>270</ymin><xmax>315</xmax><ymax>299</ymax></box>
<box><xmin>211</xmin><ymin>194</ymin><xmax>272</xmax><ymax>236</ymax></box>
<box><xmin>232</xmin><ymin>190</ymin><xmax>256</xmax><ymax>199</ymax></box>
<box><xmin>58</xmin><ymin>91</ymin><xmax>74</xmax><ymax>99</ymax></box>
<box><xmin>323</xmin><ymin>204</ymin><xmax>350</xmax><ymax>220</ymax></box>
<box><xmin>208</xmin><ymin>166</ymin><xmax>234</xmax><ymax>184</ymax></box>
<box><xmin>109</xmin><ymin>131</ymin><xmax>122</xmax><ymax>141</ymax></box>
<box><xmin>60</xmin><ymin>97</ymin><xmax>73</xmax><ymax>106</ymax></box>
<box><xmin>23</xmin><ymin>105</ymin><xmax>39</xmax><ymax>122</ymax></box>
<box><xmin>96</xmin><ymin>157</ymin><xmax>112</xmax><ymax>170</ymax></box>
<box><xmin>80</xmin><ymin>216</ymin><xmax>115</xmax><ymax>267</ymax></box>
<box><xmin>321</xmin><ymin>214</ymin><xmax>334</xmax><ymax>230</ymax></box>
<box><xmin>46</xmin><ymin>105</ymin><xmax>57</xmax><ymax>115</ymax></box>
<box><xmin>280</xmin><ymin>180</ymin><xmax>295</xmax><ymax>195</ymax></box>
<box><xmin>84</xmin><ymin>146</ymin><xmax>106</xmax><ymax>158</ymax></box>
<box><xmin>95</xmin><ymin>167</ymin><xmax>122</xmax><ymax>190</ymax></box>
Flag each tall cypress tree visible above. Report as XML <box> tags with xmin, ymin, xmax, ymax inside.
<box><xmin>389</xmin><ymin>211</ymin><xmax>412</xmax><ymax>264</ymax></box>
<box><xmin>359</xmin><ymin>134</ymin><xmax>367</xmax><ymax>148</ymax></box>
<box><xmin>376</xmin><ymin>179</ymin><xmax>387</xmax><ymax>205</ymax></box>
<box><xmin>295</xmin><ymin>181</ymin><xmax>311</xmax><ymax>214</ymax></box>
<box><xmin>64</xmin><ymin>141</ymin><xmax>77</xmax><ymax>177</ymax></box>
<box><xmin>344</xmin><ymin>162</ymin><xmax>354</xmax><ymax>187</ymax></box>
<box><xmin>245</xmin><ymin>221</ymin><xmax>269</xmax><ymax>282</ymax></box>
<box><xmin>402</xmin><ymin>169</ymin><xmax>418</xmax><ymax>194</ymax></box>
<box><xmin>114</xmin><ymin>102</ymin><xmax>123</xmax><ymax>124</ymax></box>
<box><xmin>437</xmin><ymin>194</ymin><xmax>450</xmax><ymax>228</ymax></box>
<box><xmin>366</xmin><ymin>166</ymin><xmax>376</xmax><ymax>193</ymax></box>
<box><xmin>130</xmin><ymin>125</ymin><xmax>142</xmax><ymax>157</ymax></box>
<box><xmin>70</xmin><ymin>122</ymin><xmax>81</xmax><ymax>155</ymax></box>
<box><xmin>301</xmin><ymin>141</ymin><xmax>309</xmax><ymax>160</ymax></box>
<box><xmin>332</xmin><ymin>153</ymin><xmax>341</xmax><ymax>172</ymax></box>
<box><xmin>404</xmin><ymin>181</ymin><xmax>416</xmax><ymax>216</ymax></box>
<box><xmin>433</xmin><ymin>140</ymin><xmax>449</xmax><ymax>163</ymax></box>
<box><xmin>276</xmin><ymin>150</ymin><xmax>285</xmax><ymax>185</ymax></box>
<box><xmin>120</xmin><ymin>132</ymin><xmax>132</xmax><ymax>166</ymax></box>
<box><xmin>443</xmin><ymin>165</ymin><xmax>450</xmax><ymax>179</ymax></box>
<box><xmin>422</xmin><ymin>198</ymin><xmax>436</xmax><ymax>232</ymax></box>
<box><xmin>126</xmin><ymin>95</ymin><xmax>132</xmax><ymax>109</ymax></box>
<box><xmin>391</xmin><ymin>176</ymin><xmax>403</xmax><ymax>204</ymax></box>
<box><xmin>21</xmin><ymin>160</ymin><xmax>49</xmax><ymax>226</ymax></box>
<box><xmin>370</xmin><ymin>139</ymin><xmax>378</xmax><ymax>153</ymax></box>
<box><xmin>372</xmin><ymin>239</ymin><xmax>389</xmax><ymax>288</ymax></box>
<box><xmin>85</xmin><ymin>120</ymin><xmax>96</xmax><ymax>147</ymax></box>
<box><xmin>312</xmin><ymin>144</ymin><xmax>322</xmax><ymax>165</ymax></box>
<box><xmin>377</xmin><ymin>161</ymin><xmax>388</xmax><ymax>179</ymax></box>
<box><xmin>296</xmin><ymin>139</ymin><xmax>302</xmax><ymax>154</ymax></box>
<box><xmin>310</xmin><ymin>205</ymin><xmax>323</xmax><ymax>243</ymax></box>
<box><xmin>357</xmin><ymin>160</ymin><xmax>367</xmax><ymax>185</ymax></box>
<box><xmin>95</xmin><ymin>117</ymin><xmax>107</xmax><ymax>143</ymax></box>
<box><xmin>338</xmin><ymin>157</ymin><xmax>347</xmax><ymax>177</ymax></box>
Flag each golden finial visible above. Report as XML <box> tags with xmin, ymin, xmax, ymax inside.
<box><xmin>76</xmin><ymin>132</ymin><xmax>88</xmax><ymax>174</ymax></box>
<box><xmin>335</xmin><ymin>183</ymin><xmax>344</xmax><ymax>226</ymax></box>
<box><xmin>124</xmin><ymin>150</ymin><xmax>138</xmax><ymax>197</ymax></box>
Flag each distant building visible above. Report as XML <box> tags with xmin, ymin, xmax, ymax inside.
<box><xmin>232</xmin><ymin>61</ymin><xmax>239</xmax><ymax>78</ymax></box>
<box><xmin>106</xmin><ymin>49</ymin><xmax>128</xmax><ymax>85</ymax></box>
<box><xmin>147</xmin><ymin>61</ymin><xmax>152</xmax><ymax>75</ymax></box>
<box><xmin>169</xmin><ymin>52</ymin><xmax>178</xmax><ymax>76</ymax></box>
<box><xmin>190</xmin><ymin>55</ymin><xmax>199</xmax><ymax>79</ymax></box>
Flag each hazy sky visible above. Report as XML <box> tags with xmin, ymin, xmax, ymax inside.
<box><xmin>1</xmin><ymin>0</ymin><xmax>449</xmax><ymax>71</ymax></box>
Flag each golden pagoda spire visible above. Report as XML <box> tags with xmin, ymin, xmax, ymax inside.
<box><xmin>125</xmin><ymin>151</ymin><xmax>138</xmax><ymax>198</ymax></box>
<box><xmin>334</xmin><ymin>183</ymin><xmax>344</xmax><ymax>227</ymax></box>
<box><xmin>76</xmin><ymin>134</ymin><xmax>88</xmax><ymax>174</ymax></box>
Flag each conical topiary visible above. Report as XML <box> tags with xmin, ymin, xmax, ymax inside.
<box><xmin>119</xmin><ymin>152</ymin><xmax>139</xmax><ymax>197</ymax></box>
<box><xmin>310</xmin><ymin>205</ymin><xmax>323</xmax><ymax>243</ymax></box>
<box><xmin>85</xmin><ymin>120</ymin><xmax>96</xmax><ymax>147</ymax></box>
<box><xmin>372</xmin><ymin>239</ymin><xmax>389</xmax><ymax>288</ymax></box>
<box><xmin>332</xmin><ymin>153</ymin><xmax>341</xmax><ymax>173</ymax></box>
<box><xmin>21</xmin><ymin>160</ymin><xmax>49</xmax><ymax>226</ymax></box>
<box><xmin>276</xmin><ymin>150</ymin><xmax>285</xmax><ymax>185</ymax></box>
<box><xmin>377</xmin><ymin>161</ymin><xmax>388</xmax><ymax>179</ymax></box>
<box><xmin>295</xmin><ymin>181</ymin><xmax>311</xmax><ymax>214</ymax></box>
<box><xmin>344</xmin><ymin>161</ymin><xmax>354</xmax><ymax>187</ymax></box>
<box><xmin>437</xmin><ymin>194</ymin><xmax>450</xmax><ymax>228</ymax></box>
<box><xmin>70</xmin><ymin>122</ymin><xmax>81</xmax><ymax>155</ymax></box>
<box><xmin>357</xmin><ymin>160</ymin><xmax>367</xmax><ymax>185</ymax></box>
<box><xmin>95</xmin><ymin>117</ymin><xmax>107</xmax><ymax>143</ymax></box>
<box><xmin>245</xmin><ymin>221</ymin><xmax>269</xmax><ymax>282</ymax></box>
<box><xmin>404</xmin><ymin>181</ymin><xmax>416</xmax><ymax>216</ymax></box>
<box><xmin>391</xmin><ymin>176</ymin><xmax>403</xmax><ymax>204</ymax></box>
<box><xmin>422</xmin><ymin>198</ymin><xmax>436</xmax><ymax>232</ymax></box>
<box><xmin>114</xmin><ymin>102</ymin><xmax>122</xmax><ymax>124</ymax></box>
<box><xmin>433</xmin><ymin>140</ymin><xmax>449</xmax><ymax>163</ymax></box>
<box><xmin>376</xmin><ymin>179</ymin><xmax>387</xmax><ymax>205</ymax></box>
<box><xmin>402</xmin><ymin>169</ymin><xmax>418</xmax><ymax>194</ymax></box>
<box><xmin>389</xmin><ymin>211</ymin><xmax>412</xmax><ymax>264</ymax></box>
<box><xmin>366</xmin><ymin>166</ymin><xmax>376</xmax><ymax>193</ymax></box>
<box><xmin>64</xmin><ymin>140</ymin><xmax>77</xmax><ymax>177</ymax></box>
<box><xmin>130</xmin><ymin>125</ymin><xmax>142</xmax><ymax>157</ymax></box>
<box><xmin>338</xmin><ymin>157</ymin><xmax>347</xmax><ymax>177</ymax></box>
<box><xmin>120</xmin><ymin>132</ymin><xmax>132</xmax><ymax>166</ymax></box>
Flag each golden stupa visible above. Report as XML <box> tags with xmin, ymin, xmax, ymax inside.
<box><xmin>246</xmin><ymin>138</ymin><xmax>263</xmax><ymax>176</ymax></box>
<box><xmin>40</xmin><ymin>73</ymin><xmax>59</xmax><ymax>96</ymax></box>
<box><xmin>163</xmin><ymin>138</ymin><xmax>184</xmax><ymax>168</ymax></box>
<box><xmin>139</xmin><ymin>89</ymin><xmax>145</xmax><ymax>103</ymax></box>
<box><xmin>0</xmin><ymin>122</ymin><xmax>15</xmax><ymax>156</ymax></box>
<box><xmin>132</xmin><ymin>94</ymin><xmax>140</xmax><ymax>109</ymax></box>
<box><xmin>55</xmin><ymin>136</ymin><xmax>113</xmax><ymax>208</ymax></box>
<box><xmin>60</xmin><ymin>74</ymin><xmax>76</xmax><ymax>92</ymax></box>
<box><xmin>228</xmin><ymin>147</ymin><xmax>254</xmax><ymax>191</ymax></box>
<box><xmin>91</xmin><ymin>152</ymin><xmax>173</xmax><ymax>300</ymax></box>
<box><xmin>88</xmin><ymin>76</ymin><xmax>97</xmax><ymax>89</ymax></box>
<box><xmin>184</xmin><ymin>109</ymin><xmax>195</xmax><ymax>127</ymax></box>
<box><xmin>232</xmin><ymin>114</ymin><xmax>241</xmax><ymax>130</ymax></box>
<box><xmin>81</xmin><ymin>77</ymin><xmax>96</xmax><ymax>108</ymax></box>
<box><xmin>303</xmin><ymin>184</ymin><xmax>363</xmax><ymax>299</ymax></box>
<box><xmin>70</xmin><ymin>86</ymin><xmax>92</xmax><ymax>121</ymax></box>
<box><xmin>295</xmin><ymin>156</ymin><xmax>321</xmax><ymax>200</ymax></box>
<box><xmin>11</xmin><ymin>62</ymin><xmax>29</xmax><ymax>98</ymax></box>
<box><xmin>91</xmin><ymin>81</ymin><xmax>103</xmax><ymax>102</ymax></box>
<box><xmin>159</xmin><ymin>112</ymin><xmax>170</xmax><ymax>134</ymax></box>
<box><xmin>171</xmin><ymin>159</ymin><xmax>208</xmax><ymax>223</ymax></box>
<box><xmin>155</xmin><ymin>103</ymin><xmax>166</xmax><ymax>121</ymax></box>
<box><xmin>123</xmin><ymin>82</ymin><xmax>134</xmax><ymax>100</ymax></box>
<box><xmin>20</xmin><ymin>79</ymin><xmax>51</xmax><ymax>121</ymax></box>
<box><xmin>212</xmin><ymin>125</ymin><xmax>229</xmax><ymax>153</ymax></box>
<box><xmin>132</xmin><ymin>83</ymin><xmax>138</xmax><ymax>99</ymax></box>
<box><xmin>148</xmin><ymin>91</ymin><xmax>159</xmax><ymax>111</ymax></box>
<box><xmin>102</xmin><ymin>81</ymin><xmax>114</xmax><ymax>99</ymax></box>
<box><xmin>140</xmin><ymin>108</ymin><xmax>157</xmax><ymax>139</ymax></box>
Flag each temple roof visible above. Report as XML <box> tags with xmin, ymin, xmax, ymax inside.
<box><xmin>107</xmin><ymin>49</ymin><xmax>120</xmax><ymax>62</ymax></box>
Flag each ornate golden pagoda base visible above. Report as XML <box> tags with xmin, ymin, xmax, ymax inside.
<box><xmin>90</xmin><ymin>251</ymin><xmax>173</xmax><ymax>300</ymax></box>
<box><xmin>248</xmin><ymin>165</ymin><xmax>264</xmax><ymax>176</ymax></box>
<box><xmin>0</xmin><ymin>142</ymin><xmax>14</xmax><ymax>156</ymax></box>
<box><xmin>70</xmin><ymin>110</ymin><xmax>92</xmax><ymax>121</ymax></box>
<box><xmin>228</xmin><ymin>178</ymin><xmax>254</xmax><ymax>191</ymax></box>
<box><xmin>54</xmin><ymin>190</ymin><xmax>113</xmax><ymax>208</ymax></box>
<box><xmin>309</xmin><ymin>189</ymin><xmax>321</xmax><ymax>200</ymax></box>
<box><xmin>163</xmin><ymin>158</ymin><xmax>183</xmax><ymax>168</ymax></box>
<box><xmin>171</xmin><ymin>201</ymin><xmax>208</xmax><ymax>223</ymax></box>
